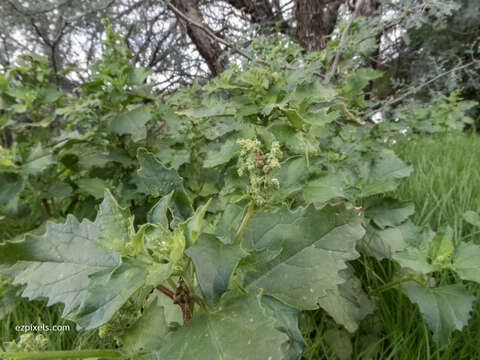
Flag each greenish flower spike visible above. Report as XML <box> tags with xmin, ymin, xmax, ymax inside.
<box><xmin>236</xmin><ymin>138</ymin><xmax>283</xmax><ymax>206</ymax></box>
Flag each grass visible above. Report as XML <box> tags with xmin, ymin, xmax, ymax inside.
<box><xmin>301</xmin><ymin>132</ymin><xmax>480</xmax><ymax>360</ymax></box>
<box><xmin>0</xmin><ymin>300</ymin><xmax>115</xmax><ymax>353</ymax></box>
<box><xmin>394</xmin><ymin>132</ymin><xmax>480</xmax><ymax>243</ymax></box>
<box><xmin>1</xmin><ymin>132</ymin><xmax>480</xmax><ymax>359</ymax></box>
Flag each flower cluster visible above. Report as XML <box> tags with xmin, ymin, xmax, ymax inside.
<box><xmin>236</xmin><ymin>138</ymin><xmax>283</xmax><ymax>206</ymax></box>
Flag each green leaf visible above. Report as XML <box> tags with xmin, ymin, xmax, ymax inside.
<box><xmin>94</xmin><ymin>189</ymin><xmax>132</xmax><ymax>254</ymax></box>
<box><xmin>108</xmin><ymin>105</ymin><xmax>151</xmax><ymax>142</ymax></box>
<box><xmin>365</xmin><ymin>199</ymin><xmax>415</xmax><ymax>229</ymax></box>
<box><xmin>391</xmin><ymin>227</ymin><xmax>456</xmax><ymax>274</ymax></box>
<box><xmin>371</xmin><ymin>149</ymin><xmax>413</xmax><ymax>179</ymax></box>
<box><xmin>390</xmin><ymin>226</ymin><xmax>436</xmax><ymax>273</ymax></box>
<box><xmin>269</xmin><ymin>124</ymin><xmax>307</xmax><ymax>154</ymax></box>
<box><xmin>170</xmin><ymin>190</ymin><xmax>194</xmax><ymax>224</ymax></box>
<box><xmin>185</xmin><ymin>234</ymin><xmax>247</xmax><ymax>307</ymax></box>
<box><xmin>428</xmin><ymin>227</ymin><xmax>454</xmax><ymax>266</ymax></box>
<box><xmin>262</xmin><ymin>296</ymin><xmax>305</xmax><ymax>360</ymax></box>
<box><xmin>0</xmin><ymin>216</ymin><xmax>120</xmax><ymax>320</ymax></box>
<box><xmin>363</xmin><ymin>220</ymin><xmax>421</xmax><ymax>260</ymax></box>
<box><xmin>318</xmin><ymin>267</ymin><xmax>376</xmax><ymax>333</ymax></box>
<box><xmin>145</xmin><ymin>260</ymin><xmax>174</xmax><ymax>287</ymax></box>
<box><xmin>181</xmin><ymin>199</ymin><xmax>211</xmax><ymax>247</ymax></box>
<box><xmin>127</xmin><ymin>67</ymin><xmax>152</xmax><ymax>86</ymax></box>
<box><xmin>392</xmin><ymin>247</ymin><xmax>434</xmax><ymax>274</ymax></box>
<box><xmin>211</xmin><ymin>204</ymin><xmax>246</xmax><ymax>244</ymax></box>
<box><xmin>203</xmin><ymin>140</ymin><xmax>238</xmax><ymax>168</ymax></box>
<box><xmin>343</xmin><ymin>68</ymin><xmax>383</xmax><ymax>107</ymax></box>
<box><xmin>452</xmin><ymin>242</ymin><xmax>480</xmax><ymax>283</ymax></box>
<box><xmin>242</xmin><ymin>205</ymin><xmax>364</xmax><ymax>310</ymax></box>
<box><xmin>22</xmin><ymin>144</ymin><xmax>55</xmax><ymax>175</ymax></box>
<box><xmin>358</xmin><ymin>149</ymin><xmax>413</xmax><ymax>197</ymax></box>
<box><xmin>38</xmin><ymin>84</ymin><xmax>63</xmax><ymax>103</ymax></box>
<box><xmin>120</xmin><ymin>295</ymin><xmax>172</xmax><ymax>353</ymax></box>
<box><xmin>141</xmin><ymin>292</ymin><xmax>288</xmax><ymax>360</ymax></box>
<box><xmin>303</xmin><ymin>174</ymin><xmax>346</xmax><ymax>204</ymax></box>
<box><xmin>199</xmin><ymin>182</ymin><xmax>219</xmax><ymax>196</ymax></box>
<box><xmin>281</xmin><ymin>108</ymin><xmax>304</xmax><ymax>130</ymax></box>
<box><xmin>73</xmin><ymin>147</ymin><xmax>115</xmax><ymax>169</ymax></box>
<box><xmin>463</xmin><ymin>210</ymin><xmax>480</xmax><ymax>227</ymax></box>
<box><xmin>269</xmin><ymin>156</ymin><xmax>308</xmax><ymax>202</ymax></box>
<box><xmin>202</xmin><ymin>116</ymin><xmax>241</xmax><ymax>140</ymax></box>
<box><xmin>74</xmin><ymin>259</ymin><xmax>146</xmax><ymax>330</ymax></box>
<box><xmin>180</xmin><ymin>103</ymin><xmax>235</xmax><ymax>119</ymax></box>
<box><xmin>287</xmin><ymin>80</ymin><xmax>337</xmax><ymax>105</ymax></box>
<box><xmin>402</xmin><ymin>283</ymin><xmax>475</xmax><ymax>344</ymax></box>
<box><xmin>0</xmin><ymin>173</ymin><xmax>23</xmax><ymax>215</ymax></box>
<box><xmin>147</xmin><ymin>192</ymin><xmax>174</xmax><ymax>228</ymax></box>
<box><xmin>76</xmin><ymin>178</ymin><xmax>110</xmax><ymax>199</ymax></box>
<box><xmin>304</xmin><ymin>110</ymin><xmax>341</xmax><ymax>135</ymax></box>
<box><xmin>137</xmin><ymin>149</ymin><xmax>183</xmax><ymax>197</ymax></box>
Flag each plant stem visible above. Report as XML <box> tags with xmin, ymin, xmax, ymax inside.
<box><xmin>233</xmin><ymin>200</ymin><xmax>255</xmax><ymax>245</ymax></box>
<box><xmin>42</xmin><ymin>199</ymin><xmax>52</xmax><ymax>217</ymax></box>
<box><xmin>4</xmin><ymin>349</ymin><xmax>122</xmax><ymax>359</ymax></box>
<box><xmin>156</xmin><ymin>284</ymin><xmax>174</xmax><ymax>299</ymax></box>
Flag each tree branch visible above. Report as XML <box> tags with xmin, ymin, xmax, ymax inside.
<box><xmin>166</xmin><ymin>2</ymin><xmax>269</xmax><ymax>66</ymax></box>
<box><xmin>384</xmin><ymin>59</ymin><xmax>479</xmax><ymax>107</ymax></box>
<box><xmin>326</xmin><ymin>0</ymin><xmax>364</xmax><ymax>82</ymax></box>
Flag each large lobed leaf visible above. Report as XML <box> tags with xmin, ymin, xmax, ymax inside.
<box><xmin>0</xmin><ymin>215</ymin><xmax>120</xmax><ymax>321</ymax></box>
<box><xmin>74</xmin><ymin>259</ymin><xmax>147</xmax><ymax>329</ymax></box>
<box><xmin>402</xmin><ymin>282</ymin><xmax>475</xmax><ymax>344</ymax></box>
<box><xmin>452</xmin><ymin>242</ymin><xmax>480</xmax><ymax>283</ymax></box>
<box><xmin>318</xmin><ymin>266</ymin><xmax>376</xmax><ymax>333</ymax></box>
<box><xmin>0</xmin><ymin>190</ymin><xmax>150</xmax><ymax>329</ymax></box>
<box><xmin>139</xmin><ymin>292</ymin><xmax>289</xmax><ymax>360</ymax></box>
<box><xmin>108</xmin><ymin>105</ymin><xmax>152</xmax><ymax>142</ymax></box>
<box><xmin>185</xmin><ymin>234</ymin><xmax>248</xmax><ymax>307</ymax></box>
<box><xmin>241</xmin><ymin>205</ymin><xmax>365</xmax><ymax>311</ymax></box>
<box><xmin>137</xmin><ymin>149</ymin><xmax>183</xmax><ymax>197</ymax></box>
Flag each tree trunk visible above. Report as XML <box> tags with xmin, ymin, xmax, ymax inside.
<box><xmin>171</xmin><ymin>0</ymin><xmax>226</xmax><ymax>76</ymax></box>
<box><xmin>226</xmin><ymin>0</ymin><xmax>275</xmax><ymax>23</ymax></box>
<box><xmin>357</xmin><ymin>0</ymin><xmax>378</xmax><ymax>16</ymax></box>
<box><xmin>294</xmin><ymin>0</ymin><xmax>343</xmax><ymax>53</ymax></box>
<box><xmin>225</xmin><ymin>0</ymin><xmax>289</xmax><ymax>33</ymax></box>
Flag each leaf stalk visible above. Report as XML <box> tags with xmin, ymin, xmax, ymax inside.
<box><xmin>3</xmin><ymin>349</ymin><xmax>122</xmax><ymax>359</ymax></box>
<box><xmin>233</xmin><ymin>200</ymin><xmax>255</xmax><ymax>245</ymax></box>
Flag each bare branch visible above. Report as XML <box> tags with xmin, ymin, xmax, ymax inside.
<box><xmin>167</xmin><ymin>2</ymin><xmax>269</xmax><ymax>66</ymax></box>
<box><xmin>326</xmin><ymin>0</ymin><xmax>364</xmax><ymax>82</ymax></box>
<box><xmin>384</xmin><ymin>60</ymin><xmax>479</xmax><ymax>107</ymax></box>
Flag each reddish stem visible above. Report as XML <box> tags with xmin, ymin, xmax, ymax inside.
<box><xmin>156</xmin><ymin>285</ymin><xmax>174</xmax><ymax>299</ymax></box>
<box><xmin>42</xmin><ymin>199</ymin><xmax>52</xmax><ymax>217</ymax></box>
<box><xmin>179</xmin><ymin>303</ymin><xmax>191</xmax><ymax>322</ymax></box>
<box><xmin>156</xmin><ymin>285</ymin><xmax>191</xmax><ymax>322</ymax></box>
